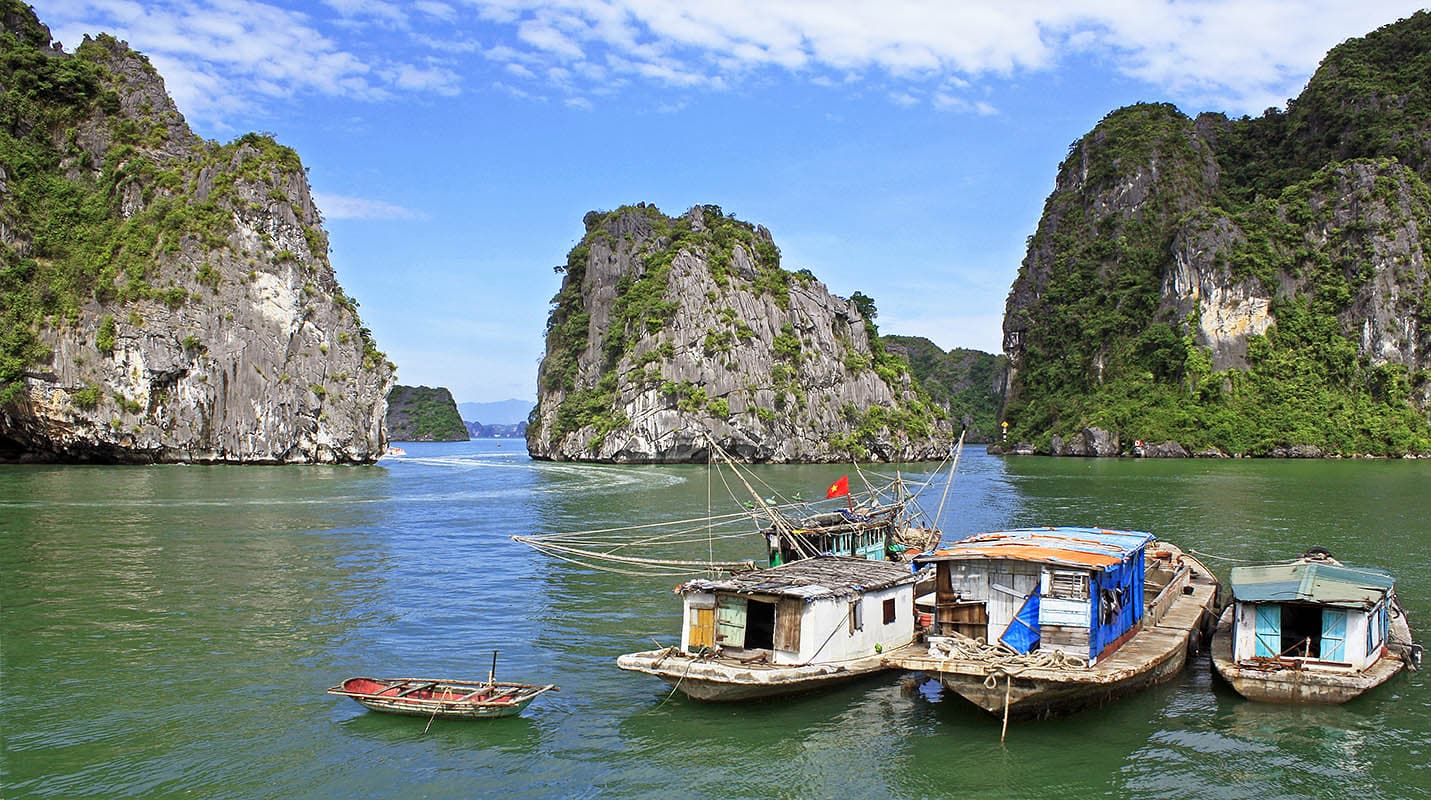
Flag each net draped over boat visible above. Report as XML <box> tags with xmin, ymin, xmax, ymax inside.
<box><xmin>513</xmin><ymin>433</ymin><xmax>966</xmax><ymax>576</ymax></box>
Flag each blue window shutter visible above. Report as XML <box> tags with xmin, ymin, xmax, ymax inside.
<box><xmin>1254</xmin><ymin>605</ymin><xmax>1280</xmax><ymax>657</ymax></box>
<box><xmin>1321</xmin><ymin>608</ymin><xmax>1346</xmax><ymax>662</ymax></box>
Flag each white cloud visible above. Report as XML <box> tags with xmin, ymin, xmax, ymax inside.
<box><xmin>40</xmin><ymin>0</ymin><xmax>1424</xmax><ymax>130</ymax></box>
<box><xmin>43</xmin><ymin>0</ymin><xmax>466</xmax><ymax>127</ymax></box>
<box><xmin>456</xmin><ymin>0</ymin><xmax>1421</xmax><ymax>114</ymax></box>
<box><xmin>313</xmin><ymin>192</ymin><xmax>424</xmax><ymax>220</ymax></box>
<box><xmin>564</xmin><ymin>96</ymin><xmax>593</xmax><ymax>110</ymax></box>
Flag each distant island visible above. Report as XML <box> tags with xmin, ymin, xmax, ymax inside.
<box><xmin>385</xmin><ymin>386</ymin><xmax>468</xmax><ymax>442</ymax></box>
<box><xmin>457</xmin><ymin>399</ymin><xmax>532</xmax><ymax>438</ymax></box>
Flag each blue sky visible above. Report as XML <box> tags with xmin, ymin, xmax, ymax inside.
<box><xmin>38</xmin><ymin>1</ymin><xmax>1425</xmax><ymax>403</ymax></box>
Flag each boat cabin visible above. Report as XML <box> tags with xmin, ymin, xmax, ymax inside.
<box><xmin>676</xmin><ymin>556</ymin><xmax>919</xmax><ymax>665</ymax></box>
<box><xmin>914</xmin><ymin>527</ymin><xmax>1156</xmax><ymax>666</ymax></box>
<box><xmin>764</xmin><ymin>506</ymin><xmax>902</xmax><ymax>565</ymax></box>
<box><xmin>1227</xmin><ymin>561</ymin><xmax>1396</xmax><ymax>670</ymax></box>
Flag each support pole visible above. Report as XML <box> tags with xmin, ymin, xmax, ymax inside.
<box><xmin>1000</xmin><ymin>675</ymin><xmax>1012</xmax><ymax>745</ymax></box>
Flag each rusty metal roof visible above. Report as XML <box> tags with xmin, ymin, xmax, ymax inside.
<box><xmin>914</xmin><ymin>527</ymin><xmax>1154</xmax><ymax>570</ymax></box>
<box><xmin>679</xmin><ymin>556</ymin><xmax>918</xmax><ymax>600</ymax></box>
<box><xmin>1230</xmin><ymin>561</ymin><xmax>1395</xmax><ymax>610</ymax></box>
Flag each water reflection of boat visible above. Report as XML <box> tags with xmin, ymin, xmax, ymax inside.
<box><xmin>1211</xmin><ymin>550</ymin><xmax>1421</xmax><ymax>704</ymax></box>
<box><xmin>883</xmin><ymin>528</ymin><xmax>1220</xmax><ymax>719</ymax></box>
<box><xmin>617</xmin><ymin>556</ymin><xmax>920</xmax><ymax>700</ymax></box>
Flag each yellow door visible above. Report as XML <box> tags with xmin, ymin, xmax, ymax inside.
<box><xmin>689</xmin><ymin>606</ymin><xmax>715</xmax><ymax>649</ymax></box>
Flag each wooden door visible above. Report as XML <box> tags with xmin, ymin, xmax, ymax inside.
<box><xmin>714</xmin><ymin>594</ymin><xmax>747</xmax><ymax>647</ymax></box>
<box><xmin>688</xmin><ymin>607</ymin><xmax>715</xmax><ymax>649</ymax></box>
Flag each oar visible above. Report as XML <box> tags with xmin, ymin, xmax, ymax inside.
<box><xmin>488</xmin><ymin>649</ymin><xmax>499</xmax><ymax>688</ymax></box>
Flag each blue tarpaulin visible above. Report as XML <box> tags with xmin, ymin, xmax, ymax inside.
<box><xmin>1089</xmin><ymin>548</ymin><xmax>1145</xmax><ymax>660</ymax></box>
<box><xmin>1001</xmin><ymin>591</ymin><xmax>1041</xmax><ymax>653</ymax></box>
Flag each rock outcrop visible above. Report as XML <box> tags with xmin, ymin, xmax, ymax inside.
<box><xmin>0</xmin><ymin>8</ymin><xmax>393</xmax><ymax>462</ymax></box>
<box><xmin>999</xmin><ymin>12</ymin><xmax>1431</xmax><ymax>457</ymax></box>
<box><xmin>881</xmin><ymin>335</ymin><xmax>1005</xmax><ymax>442</ymax></box>
<box><xmin>528</xmin><ymin>204</ymin><xmax>949</xmax><ymax>463</ymax></box>
<box><xmin>385</xmin><ymin>386</ymin><xmax>468</xmax><ymax>442</ymax></box>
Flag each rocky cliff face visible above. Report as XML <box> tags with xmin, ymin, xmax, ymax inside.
<box><xmin>528</xmin><ymin>204</ymin><xmax>948</xmax><ymax>463</ymax></box>
<box><xmin>0</xmin><ymin>8</ymin><xmax>393</xmax><ymax>463</ymax></box>
<box><xmin>386</xmin><ymin>386</ymin><xmax>468</xmax><ymax>442</ymax></box>
<box><xmin>1000</xmin><ymin>12</ymin><xmax>1431</xmax><ymax>457</ymax></box>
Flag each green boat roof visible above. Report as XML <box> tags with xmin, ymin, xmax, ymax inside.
<box><xmin>1229</xmin><ymin>561</ymin><xmax>1395</xmax><ymax>609</ymax></box>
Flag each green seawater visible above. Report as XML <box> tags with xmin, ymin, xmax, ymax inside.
<box><xmin>2</xmin><ymin>442</ymin><xmax>1428</xmax><ymax>799</ymax></box>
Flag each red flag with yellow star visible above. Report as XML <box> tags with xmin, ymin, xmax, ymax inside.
<box><xmin>825</xmin><ymin>475</ymin><xmax>849</xmax><ymax>499</ymax></box>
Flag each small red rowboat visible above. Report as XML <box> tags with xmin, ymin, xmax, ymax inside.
<box><xmin>327</xmin><ymin>677</ymin><xmax>557</xmax><ymax>719</ymax></box>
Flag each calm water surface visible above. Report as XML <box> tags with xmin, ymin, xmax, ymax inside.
<box><xmin>2</xmin><ymin>442</ymin><xmax>1428</xmax><ymax>799</ymax></box>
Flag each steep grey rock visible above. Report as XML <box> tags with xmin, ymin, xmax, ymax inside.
<box><xmin>0</xmin><ymin>13</ymin><xmax>392</xmax><ymax>462</ymax></box>
<box><xmin>1053</xmin><ymin>427</ymin><xmax>1120</xmax><ymax>457</ymax></box>
<box><xmin>529</xmin><ymin>204</ymin><xmax>950</xmax><ymax>463</ymax></box>
<box><xmin>1143</xmin><ymin>441</ymin><xmax>1190</xmax><ymax>458</ymax></box>
<box><xmin>997</xmin><ymin>16</ymin><xmax>1431</xmax><ymax>458</ymax></box>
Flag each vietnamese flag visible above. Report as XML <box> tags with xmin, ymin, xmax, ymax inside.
<box><xmin>825</xmin><ymin>475</ymin><xmax>850</xmax><ymax>499</ymax></box>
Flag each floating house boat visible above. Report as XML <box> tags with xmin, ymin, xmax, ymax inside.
<box><xmin>1211</xmin><ymin>553</ymin><xmax>1420</xmax><ymax>703</ymax></box>
<box><xmin>617</xmin><ymin>556</ymin><xmax>921</xmax><ymax>701</ymax></box>
<box><xmin>884</xmin><ymin>527</ymin><xmax>1220</xmax><ymax>718</ymax></box>
<box><xmin>764</xmin><ymin>502</ymin><xmax>940</xmax><ymax>566</ymax></box>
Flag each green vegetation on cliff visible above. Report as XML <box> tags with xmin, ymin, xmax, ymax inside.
<box><xmin>1003</xmin><ymin>12</ymin><xmax>1431</xmax><ymax>456</ymax></box>
<box><xmin>385</xmin><ymin>385</ymin><xmax>469</xmax><ymax>442</ymax></box>
<box><xmin>531</xmin><ymin>203</ymin><xmax>943</xmax><ymax>461</ymax></box>
<box><xmin>883</xmin><ymin>336</ymin><xmax>1004</xmax><ymax>442</ymax></box>
<box><xmin>0</xmin><ymin>6</ymin><xmax>386</xmax><ymax>402</ymax></box>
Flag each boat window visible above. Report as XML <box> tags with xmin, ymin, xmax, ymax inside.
<box><xmin>882</xmin><ymin>597</ymin><xmax>897</xmax><ymax>625</ymax></box>
<box><xmin>1048</xmin><ymin>571</ymin><xmax>1089</xmax><ymax>601</ymax></box>
<box><xmin>1367</xmin><ymin>602</ymin><xmax>1388</xmax><ymax>652</ymax></box>
<box><xmin>849</xmin><ymin>598</ymin><xmax>863</xmax><ymax>633</ymax></box>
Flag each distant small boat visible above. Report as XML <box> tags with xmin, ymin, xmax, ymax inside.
<box><xmin>1211</xmin><ymin>549</ymin><xmax>1421</xmax><ymax>704</ymax></box>
<box><xmin>383</xmin><ymin>446</ymin><xmax>406</xmax><ymax>457</ymax></box>
<box><xmin>327</xmin><ymin>677</ymin><xmax>557</xmax><ymax>719</ymax></box>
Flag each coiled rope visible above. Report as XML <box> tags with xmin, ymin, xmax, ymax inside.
<box><xmin>925</xmin><ymin>634</ymin><xmax>1089</xmax><ymax>688</ymax></box>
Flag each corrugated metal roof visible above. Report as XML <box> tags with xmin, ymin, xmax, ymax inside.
<box><xmin>1230</xmin><ymin>561</ymin><xmax>1395</xmax><ymax>609</ymax></box>
<box><xmin>914</xmin><ymin>527</ymin><xmax>1154</xmax><ymax>570</ymax></box>
<box><xmin>679</xmin><ymin>556</ymin><xmax>917</xmax><ymax>600</ymax></box>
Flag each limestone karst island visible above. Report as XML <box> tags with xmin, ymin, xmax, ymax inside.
<box><xmin>4</xmin><ymin>4</ymin><xmax>1430</xmax><ymax>800</ymax></box>
<box><xmin>1</xmin><ymin>4</ymin><xmax>1428</xmax><ymax>463</ymax></box>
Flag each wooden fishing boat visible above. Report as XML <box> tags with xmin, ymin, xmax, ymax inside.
<box><xmin>617</xmin><ymin>556</ymin><xmax>922</xmax><ymax>701</ymax></box>
<box><xmin>883</xmin><ymin>528</ymin><xmax>1220</xmax><ymax>720</ymax></box>
<box><xmin>1211</xmin><ymin>551</ymin><xmax>1421</xmax><ymax>703</ymax></box>
<box><xmin>327</xmin><ymin>677</ymin><xmax>557</xmax><ymax>719</ymax></box>
<box><xmin>513</xmin><ymin>431</ymin><xmax>967</xmax><ymax>575</ymax></box>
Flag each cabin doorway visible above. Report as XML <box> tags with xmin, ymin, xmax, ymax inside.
<box><xmin>745</xmin><ymin>599</ymin><xmax>776</xmax><ymax>650</ymax></box>
<box><xmin>1281</xmin><ymin>604</ymin><xmax>1323</xmax><ymax>658</ymax></box>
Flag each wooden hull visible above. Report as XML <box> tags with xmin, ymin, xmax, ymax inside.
<box><xmin>1210</xmin><ymin>609</ymin><xmax>1408</xmax><ymax>704</ymax></box>
<box><xmin>616</xmin><ymin>649</ymin><xmax>888</xmax><ymax>702</ymax></box>
<box><xmin>885</xmin><ymin>548</ymin><xmax>1220</xmax><ymax>719</ymax></box>
<box><xmin>327</xmin><ymin>677</ymin><xmax>555</xmax><ymax>719</ymax></box>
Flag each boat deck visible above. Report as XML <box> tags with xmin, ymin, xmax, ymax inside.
<box><xmin>617</xmin><ymin>648</ymin><xmax>888</xmax><ymax>701</ymax></box>
<box><xmin>884</xmin><ymin>548</ymin><xmax>1220</xmax><ymax>716</ymax></box>
<box><xmin>1210</xmin><ymin>609</ymin><xmax>1408</xmax><ymax>703</ymax></box>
